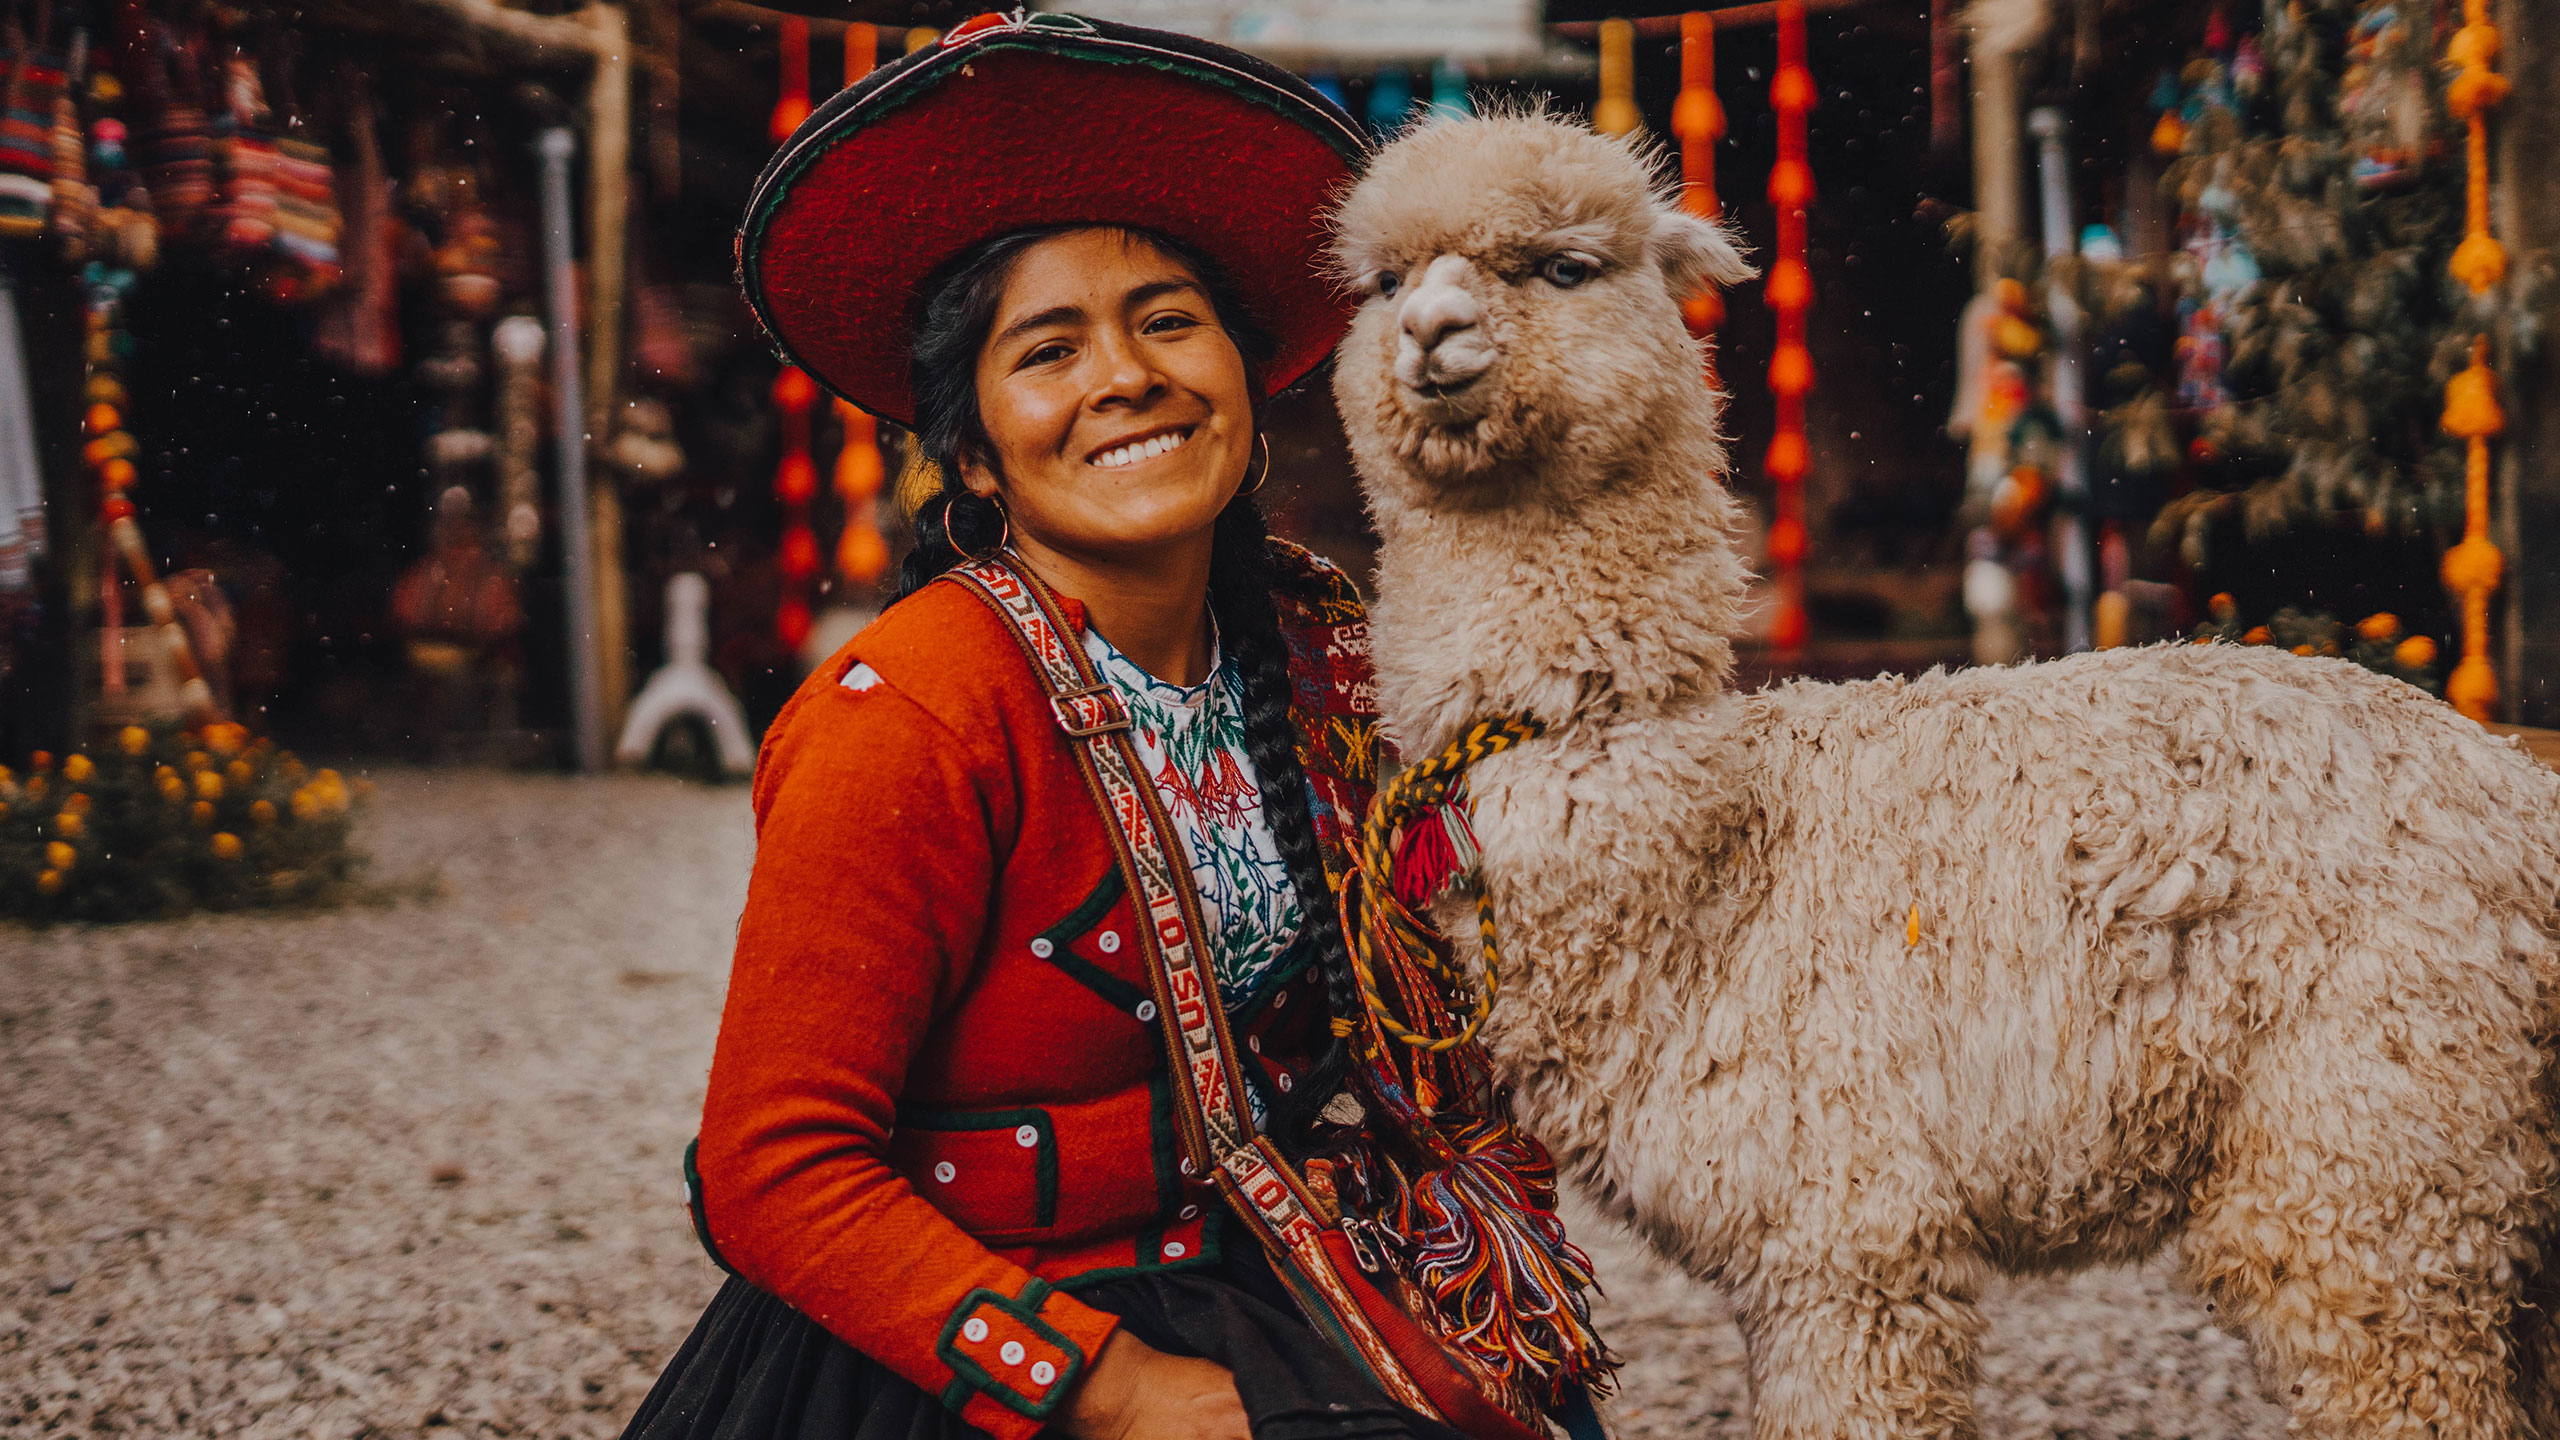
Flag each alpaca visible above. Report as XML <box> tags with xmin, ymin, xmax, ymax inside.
<box><xmin>1328</xmin><ymin>109</ymin><xmax>2560</xmax><ymax>1439</ymax></box>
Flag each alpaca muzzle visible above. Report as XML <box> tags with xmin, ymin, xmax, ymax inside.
<box><xmin>1394</xmin><ymin>256</ymin><xmax>1497</xmax><ymax>400</ymax></box>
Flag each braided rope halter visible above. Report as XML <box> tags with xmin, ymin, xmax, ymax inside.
<box><xmin>1335</xmin><ymin>714</ymin><xmax>1546</xmax><ymax>1054</ymax></box>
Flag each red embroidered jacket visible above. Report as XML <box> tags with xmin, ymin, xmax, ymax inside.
<box><xmin>695</xmin><ymin>544</ymin><xmax>1379</xmax><ymax>1440</ymax></box>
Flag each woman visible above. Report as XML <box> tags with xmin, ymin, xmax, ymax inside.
<box><xmin>626</xmin><ymin>17</ymin><xmax>1604</xmax><ymax>1440</ymax></box>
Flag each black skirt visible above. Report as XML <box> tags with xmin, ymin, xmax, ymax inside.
<box><xmin>621</xmin><ymin>1240</ymin><xmax>1479</xmax><ymax>1440</ymax></box>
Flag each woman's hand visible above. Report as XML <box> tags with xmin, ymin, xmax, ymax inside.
<box><xmin>1060</xmin><ymin>1330</ymin><xmax>1250</xmax><ymax>1440</ymax></box>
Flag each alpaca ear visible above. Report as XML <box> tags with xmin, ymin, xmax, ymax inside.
<box><xmin>1650</xmin><ymin>207</ymin><xmax>1756</xmax><ymax>299</ymax></box>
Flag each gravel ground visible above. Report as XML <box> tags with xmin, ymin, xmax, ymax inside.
<box><xmin>3</xmin><ymin>769</ymin><xmax>2287</xmax><ymax>1439</ymax></box>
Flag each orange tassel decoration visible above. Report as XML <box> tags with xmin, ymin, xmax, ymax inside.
<box><xmin>2441</xmin><ymin>0</ymin><xmax>2505</xmax><ymax>723</ymax></box>
<box><xmin>1673</xmin><ymin>13</ymin><xmax>1725</xmax><ymax>337</ymax></box>
<box><xmin>1763</xmin><ymin>0</ymin><xmax>1814</xmax><ymax>653</ymax></box>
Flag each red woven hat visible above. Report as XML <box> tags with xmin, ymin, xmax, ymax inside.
<box><xmin>737</xmin><ymin>11</ymin><xmax>1370</xmax><ymax>427</ymax></box>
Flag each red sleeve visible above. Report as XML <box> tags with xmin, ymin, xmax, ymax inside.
<box><xmin>695</xmin><ymin>671</ymin><xmax>1121</xmax><ymax>1440</ymax></box>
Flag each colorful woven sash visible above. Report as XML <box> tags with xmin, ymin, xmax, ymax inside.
<box><xmin>942</xmin><ymin>553</ymin><xmax>1595</xmax><ymax>1440</ymax></box>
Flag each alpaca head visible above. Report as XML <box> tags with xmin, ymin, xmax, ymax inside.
<box><xmin>1328</xmin><ymin>107</ymin><xmax>1751</xmax><ymax>511</ymax></box>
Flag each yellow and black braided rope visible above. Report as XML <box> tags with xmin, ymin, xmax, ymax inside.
<box><xmin>1333</xmin><ymin>715</ymin><xmax>1545</xmax><ymax>1052</ymax></box>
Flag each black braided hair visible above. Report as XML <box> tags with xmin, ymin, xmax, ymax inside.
<box><xmin>1204</xmin><ymin>497</ymin><xmax>1362</xmax><ymax>1151</ymax></box>
<box><xmin>890</xmin><ymin>224</ymin><xmax>1363</xmax><ymax>1155</ymax></box>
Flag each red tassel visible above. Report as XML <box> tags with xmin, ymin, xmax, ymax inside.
<box><xmin>1394</xmin><ymin>806</ymin><xmax>1462</xmax><ymax>910</ymax></box>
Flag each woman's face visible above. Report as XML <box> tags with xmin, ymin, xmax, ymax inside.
<box><xmin>960</xmin><ymin>229</ymin><xmax>1255</xmax><ymax>564</ymax></box>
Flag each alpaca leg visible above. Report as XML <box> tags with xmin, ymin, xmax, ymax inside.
<box><xmin>2180</xmin><ymin>978</ymin><xmax>2550</xmax><ymax>1439</ymax></box>
<box><xmin>1730</xmin><ymin>1260</ymin><xmax>1986</xmax><ymax>1440</ymax></box>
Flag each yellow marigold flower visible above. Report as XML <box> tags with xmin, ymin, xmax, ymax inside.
<box><xmin>119</xmin><ymin>725</ymin><xmax>151</xmax><ymax>756</ymax></box>
<box><xmin>194</xmin><ymin>771</ymin><xmax>223</xmax><ymax>801</ymax></box>
<box><xmin>250</xmin><ymin>799</ymin><xmax>277</xmax><ymax>827</ymax></box>
<box><xmin>226</xmin><ymin>759</ymin><xmax>253</xmax><ymax>787</ymax></box>
<box><xmin>206</xmin><ymin>722</ymin><xmax>248</xmax><ymax>757</ymax></box>
<box><xmin>2242</xmin><ymin>626</ymin><xmax>2272</xmax><ymax>645</ymax></box>
<box><xmin>190</xmin><ymin>799</ymin><xmax>216</xmax><ymax>827</ymax></box>
<box><xmin>23</xmin><ymin>773</ymin><xmax>44</xmax><ymax>800</ymax></box>
<box><xmin>2397</xmin><ymin>635</ymin><xmax>2440</xmax><ymax>670</ymax></box>
<box><xmin>291</xmin><ymin>787</ymin><xmax>319</xmax><ymax>821</ymax></box>
<box><xmin>54</xmin><ymin>810</ymin><xmax>82</xmax><ymax>839</ymax></box>
<box><xmin>60</xmin><ymin>754</ymin><xmax>93</xmax><ymax>783</ymax></box>
<box><xmin>2291</xmin><ymin>644</ymin><xmax>2316</xmax><ymax>656</ymax></box>
<box><xmin>210</xmin><ymin>832</ymin><xmax>243</xmax><ymax>860</ymax></box>
<box><xmin>2357</xmin><ymin>612</ymin><xmax>2402</xmax><ymax>643</ymax></box>
<box><xmin>36</xmin><ymin>868</ymin><xmax>62</xmax><ymax>895</ymax></box>
<box><xmin>64</xmin><ymin>792</ymin><xmax>91</xmax><ymax>815</ymax></box>
<box><xmin>46</xmin><ymin>840</ymin><xmax>76</xmax><ymax>870</ymax></box>
<box><xmin>185</xmin><ymin>750</ymin><xmax>211</xmax><ymax>772</ymax></box>
<box><xmin>159</xmin><ymin>774</ymin><xmax>187</xmax><ymax>803</ymax></box>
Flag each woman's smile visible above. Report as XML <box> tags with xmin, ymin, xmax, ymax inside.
<box><xmin>1088</xmin><ymin>425</ymin><xmax>1197</xmax><ymax>470</ymax></box>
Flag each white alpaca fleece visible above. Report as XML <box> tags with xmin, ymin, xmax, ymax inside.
<box><xmin>1331</xmin><ymin>111</ymin><xmax>2560</xmax><ymax>1438</ymax></box>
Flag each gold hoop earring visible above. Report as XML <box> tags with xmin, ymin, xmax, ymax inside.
<box><xmin>1240</xmin><ymin>433</ymin><xmax>1272</xmax><ymax>496</ymax></box>
<box><xmin>943</xmin><ymin>494</ymin><xmax>1010</xmax><ymax>561</ymax></box>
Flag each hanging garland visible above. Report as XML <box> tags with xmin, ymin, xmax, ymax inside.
<box><xmin>773</xmin><ymin>366</ymin><xmax>818</xmax><ymax>650</ymax></box>
<box><xmin>1762</xmin><ymin>0</ymin><xmax>1813</xmax><ymax>652</ymax></box>
<box><xmin>2439</xmin><ymin>0</ymin><xmax>2507</xmax><ymax>723</ymax></box>
<box><xmin>1672</xmin><ymin>12</ymin><xmax>1723</xmax><ymax>339</ymax></box>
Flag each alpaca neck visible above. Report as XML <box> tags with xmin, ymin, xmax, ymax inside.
<box><xmin>1368</xmin><ymin>447</ymin><xmax>1751</xmax><ymax>757</ymax></box>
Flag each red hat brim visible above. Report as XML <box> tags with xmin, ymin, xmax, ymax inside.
<box><xmin>738</xmin><ymin>15</ymin><xmax>1370</xmax><ymax>427</ymax></box>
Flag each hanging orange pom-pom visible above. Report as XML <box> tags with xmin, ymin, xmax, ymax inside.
<box><xmin>1765</xmin><ymin>514</ymin><xmax>1808</xmax><ymax>568</ymax></box>
<box><xmin>1766</xmin><ymin>158</ymin><xmax>1814</xmax><ymax>210</ymax></box>
<box><xmin>2449</xmin><ymin>67</ymin><xmax>2511</xmax><ymax>121</ymax></box>
<box><xmin>2442</xmin><ymin>536</ymin><xmax>2504</xmax><ymax>598</ymax></box>
<box><xmin>779</xmin><ymin>525</ymin><xmax>822</xmax><ymax>581</ymax></box>
<box><xmin>772</xmin><ymin>366</ymin><xmax>818</xmax><ymax>413</ymax></box>
<box><xmin>2448</xmin><ymin>656</ymin><xmax>2498</xmax><ymax>722</ymax></box>
<box><xmin>2450</xmin><ymin>232</ymin><xmax>2508</xmax><ymax>295</ymax></box>
<box><xmin>1769</xmin><ymin>65</ymin><xmax>1816</xmax><ymax>117</ymax></box>
<box><xmin>2442</xmin><ymin>349</ymin><xmax>2505</xmax><ymax>439</ymax></box>
<box><xmin>777</xmin><ymin>597</ymin><xmax>813</xmax><ymax>651</ymax></box>
<box><xmin>1683</xmin><ymin>289</ymin><xmax>1725</xmax><ymax>335</ymax></box>
<box><xmin>834</xmin><ymin>402</ymin><xmax>884</xmax><ymax>500</ymax></box>
<box><xmin>838</xmin><ymin>523</ymin><xmax>889</xmax><ymax>585</ymax></box>
<box><xmin>774</xmin><ymin>453</ymin><xmax>818</xmax><ymax>504</ymax></box>
<box><xmin>2395</xmin><ymin>635</ymin><xmax>2439</xmax><ymax>669</ymax></box>
<box><xmin>1765</xmin><ymin>431</ymin><xmax>1811</xmax><ymax>483</ymax></box>
<box><xmin>1765</xmin><ymin>258</ymin><xmax>1813</xmax><ymax>312</ymax></box>
<box><xmin>1769</xmin><ymin>342</ymin><xmax>1815</xmax><ymax>399</ymax></box>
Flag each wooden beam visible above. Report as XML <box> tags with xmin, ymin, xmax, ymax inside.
<box><xmin>583</xmin><ymin>3</ymin><xmax>636</xmax><ymax>742</ymax></box>
<box><xmin>689</xmin><ymin>0</ymin><xmax>857</xmax><ymax>34</ymax></box>
<box><xmin>406</xmin><ymin>0</ymin><xmax>615</xmax><ymax>59</ymax></box>
<box><xmin>1551</xmin><ymin>0</ymin><xmax>1869</xmax><ymax>42</ymax></box>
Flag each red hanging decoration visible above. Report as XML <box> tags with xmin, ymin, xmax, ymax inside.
<box><xmin>769</xmin><ymin>17</ymin><xmax>811</xmax><ymax>144</ymax></box>
<box><xmin>1763</xmin><ymin>0</ymin><xmax>1814</xmax><ymax>654</ymax></box>
<box><xmin>773</xmin><ymin>366</ymin><xmax>818</xmax><ymax>649</ymax></box>
<box><xmin>1673</xmin><ymin>13</ymin><xmax>1725</xmax><ymax>338</ymax></box>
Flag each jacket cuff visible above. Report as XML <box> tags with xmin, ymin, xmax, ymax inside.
<box><xmin>934</xmin><ymin>1277</ymin><xmax>1119</xmax><ymax>1440</ymax></box>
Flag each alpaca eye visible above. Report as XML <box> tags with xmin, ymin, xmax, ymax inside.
<box><xmin>1540</xmin><ymin>256</ymin><xmax>1595</xmax><ymax>288</ymax></box>
<box><xmin>1374</xmin><ymin>271</ymin><xmax>1401</xmax><ymax>298</ymax></box>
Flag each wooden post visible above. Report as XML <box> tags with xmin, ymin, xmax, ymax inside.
<box><xmin>2497</xmin><ymin>0</ymin><xmax>2552</xmax><ymax>722</ymax></box>
<box><xmin>584</xmin><ymin>1</ymin><xmax>634</xmax><ymax>745</ymax></box>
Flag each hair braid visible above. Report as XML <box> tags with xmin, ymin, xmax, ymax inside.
<box><xmin>1208</xmin><ymin>498</ymin><xmax>1363</xmax><ymax>1153</ymax></box>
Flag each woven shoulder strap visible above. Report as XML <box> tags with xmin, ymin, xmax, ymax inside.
<box><xmin>936</xmin><ymin>555</ymin><xmax>1463</xmax><ymax>1423</ymax></box>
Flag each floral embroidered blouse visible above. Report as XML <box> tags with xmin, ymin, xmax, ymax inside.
<box><xmin>1082</xmin><ymin>625</ymin><xmax>1307</xmax><ymax>1009</ymax></box>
